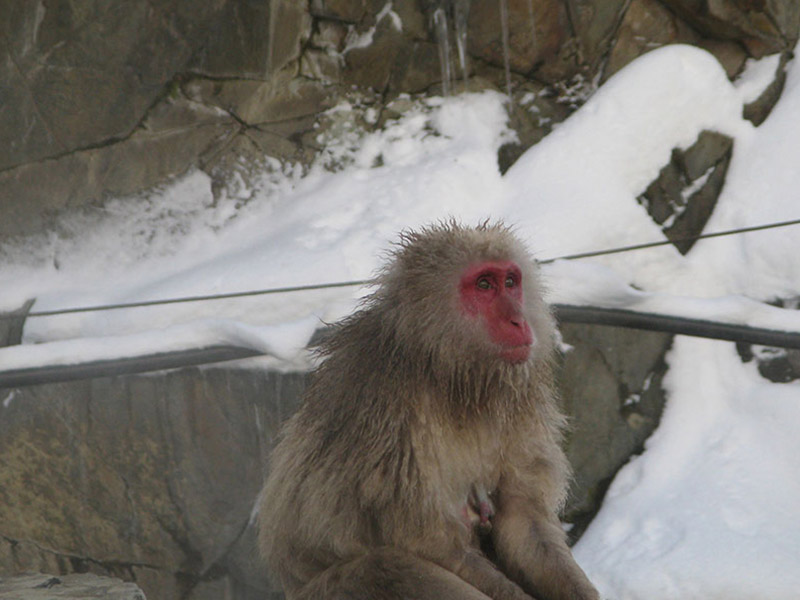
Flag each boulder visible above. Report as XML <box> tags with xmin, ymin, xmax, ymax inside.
<box><xmin>637</xmin><ymin>130</ymin><xmax>734</xmax><ymax>255</ymax></box>
<box><xmin>0</xmin><ymin>0</ymin><xmax>197</xmax><ymax>170</ymax></box>
<box><xmin>661</xmin><ymin>0</ymin><xmax>799</xmax><ymax>57</ymax></box>
<box><xmin>559</xmin><ymin>323</ymin><xmax>672</xmax><ymax>541</ymax></box>
<box><xmin>0</xmin><ymin>368</ymin><xmax>307</xmax><ymax>600</ymax></box>
<box><xmin>0</xmin><ymin>98</ymin><xmax>238</xmax><ymax>238</ymax></box>
<box><xmin>0</xmin><ymin>573</ymin><xmax>145</xmax><ymax>600</ymax></box>
<box><xmin>564</xmin><ymin>0</ymin><xmax>628</xmax><ymax>74</ymax></box>
<box><xmin>467</xmin><ymin>0</ymin><xmax>575</xmax><ymax>82</ymax></box>
<box><xmin>744</xmin><ymin>51</ymin><xmax>792</xmax><ymax>126</ymax></box>
<box><xmin>604</xmin><ymin>0</ymin><xmax>745</xmax><ymax>80</ymax></box>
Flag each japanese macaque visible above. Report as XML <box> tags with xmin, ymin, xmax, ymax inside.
<box><xmin>258</xmin><ymin>222</ymin><xmax>599</xmax><ymax>600</ymax></box>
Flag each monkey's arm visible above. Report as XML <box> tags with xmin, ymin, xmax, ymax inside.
<box><xmin>439</xmin><ymin>547</ymin><xmax>535</xmax><ymax>600</ymax></box>
<box><xmin>491</xmin><ymin>495</ymin><xmax>599</xmax><ymax>600</ymax></box>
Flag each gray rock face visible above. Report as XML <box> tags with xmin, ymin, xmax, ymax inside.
<box><xmin>559</xmin><ymin>323</ymin><xmax>672</xmax><ymax>540</ymax></box>
<box><xmin>0</xmin><ymin>368</ymin><xmax>306</xmax><ymax>600</ymax></box>
<box><xmin>2</xmin><ymin>0</ymin><xmax>798</xmax><ymax>240</ymax></box>
<box><xmin>0</xmin><ymin>0</ymin><xmax>311</xmax><ymax>172</ymax></box>
<box><xmin>0</xmin><ymin>573</ymin><xmax>144</xmax><ymax>600</ymax></box>
<box><xmin>0</xmin><ymin>301</ymin><xmax>33</xmax><ymax>348</ymax></box>
<box><xmin>602</xmin><ymin>0</ymin><xmax>747</xmax><ymax>80</ymax></box>
<box><xmin>638</xmin><ymin>130</ymin><xmax>734</xmax><ymax>255</ymax></box>
<box><xmin>0</xmin><ymin>0</ymin><xmax>314</xmax><ymax>238</ymax></box>
<box><xmin>662</xmin><ymin>0</ymin><xmax>800</xmax><ymax>56</ymax></box>
<box><xmin>2</xmin><ymin>1</ymin><xmax>195</xmax><ymax>171</ymax></box>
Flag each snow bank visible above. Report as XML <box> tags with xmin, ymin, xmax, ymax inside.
<box><xmin>574</xmin><ymin>337</ymin><xmax>800</xmax><ymax>600</ymax></box>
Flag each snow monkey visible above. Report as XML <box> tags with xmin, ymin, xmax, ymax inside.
<box><xmin>258</xmin><ymin>221</ymin><xmax>599</xmax><ymax>600</ymax></box>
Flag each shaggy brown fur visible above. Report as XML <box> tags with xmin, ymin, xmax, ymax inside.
<box><xmin>258</xmin><ymin>222</ymin><xmax>599</xmax><ymax>600</ymax></box>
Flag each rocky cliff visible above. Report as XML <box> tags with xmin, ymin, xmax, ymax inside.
<box><xmin>1</xmin><ymin>0</ymin><xmax>796</xmax><ymax>239</ymax></box>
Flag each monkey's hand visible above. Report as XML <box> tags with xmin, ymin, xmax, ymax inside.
<box><xmin>446</xmin><ymin>549</ymin><xmax>536</xmax><ymax>600</ymax></box>
<box><xmin>492</xmin><ymin>497</ymin><xmax>600</xmax><ymax>600</ymax></box>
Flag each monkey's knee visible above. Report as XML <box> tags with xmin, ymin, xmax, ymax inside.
<box><xmin>295</xmin><ymin>550</ymin><xmax>494</xmax><ymax>600</ymax></box>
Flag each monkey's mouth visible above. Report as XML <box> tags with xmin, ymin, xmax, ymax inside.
<box><xmin>500</xmin><ymin>344</ymin><xmax>531</xmax><ymax>364</ymax></box>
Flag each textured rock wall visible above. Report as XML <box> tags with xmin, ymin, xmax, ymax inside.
<box><xmin>2</xmin><ymin>0</ymin><xmax>798</xmax><ymax>239</ymax></box>
<box><xmin>0</xmin><ymin>369</ymin><xmax>307</xmax><ymax>600</ymax></box>
<box><xmin>0</xmin><ymin>573</ymin><xmax>145</xmax><ymax>600</ymax></box>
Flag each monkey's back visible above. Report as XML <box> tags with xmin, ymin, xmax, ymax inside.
<box><xmin>257</xmin><ymin>310</ymin><xmax>448</xmax><ymax>591</ymax></box>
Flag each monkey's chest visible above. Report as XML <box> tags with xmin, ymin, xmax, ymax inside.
<box><xmin>420</xmin><ymin>425</ymin><xmax>503</xmax><ymax>532</ymax></box>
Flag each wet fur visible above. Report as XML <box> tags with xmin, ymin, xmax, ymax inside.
<box><xmin>258</xmin><ymin>222</ymin><xmax>598</xmax><ymax>600</ymax></box>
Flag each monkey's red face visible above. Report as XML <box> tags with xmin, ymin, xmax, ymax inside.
<box><xmin>459</xmin><ymin>260</ymin><xmax>534</xmax><ymax>364</ymax></box>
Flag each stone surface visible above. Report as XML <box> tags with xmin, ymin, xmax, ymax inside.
<box><xmin>567</xmin><ymin>0</ymin><xmax>628</xmax><ymax>73</ymax></box>
<box><xmin>744</xmin><ymin>51</ymin><xmax>791</xmax><ymax>126</ymax></box>
<box><xmin>388</xmin><ymin>0</ymin><xmax>430</xmax><ymax>41</ymax></box>
<box><xmin>559</xmin><ymin>323</ymin><xmax>672</xmax><ymax>540</ymax></box>
<box><xmin>0</xmin><ymin>301</ymin><xmax>34</xmax><ymax>348</ymax></box>
<box><xmin>311</xmin><ymin>0</ymin><xmax>368</xmax><ymax>22</ymax></box>
<box><xmin>498</xmin><ymin>82</ymin><xmax>574</xmax><ymax>172</ymax></box>
<box><xmin>0</xmin><ymin>99</ymin><xmax>238</xmax><ymax>239</ymax></box>
<box><xmin>604</xmin><ymin>0</ymin><xmax>702</xmax><ymax>80</ymax></box>
<box><xmin>737</xmin><ymin>298</ymin><xmax>800</xmax><ymax>384</ymax></box>
<box><xmin>185</xmin><ymin>73</ymin><xmax>335</xmax><ymax>127</ymax></box>
<box><xmin>662</xmin><ymin>0</ymin><xmax>800</xmax><ymax>57</ymax></box>
<box><xmin>191</xmin><ymin>0</ymin><xmax>311</xmax><ymax>79</ymax></box>
<box><xmin>0</xmin><ymin>573</ymin><xmax>145</xmax><ymax>600</ymax></box>
<box><xmin>301</xmin><ymin>49</ymin><xmax>344</xmax><ymax>83</ymax></box>
<box><xmin>739</xmin><ymin>343</ymin><xmax>800</xmax><ymax>384</ymax></box>
<box><xmin>0</xmin><ymin>0</ymin><xmax>197</xmax><ymax>170</ymax></box>
<box><xmin>343</xmin><ymin>17</ymin><xmax>410</xmax><ymax>92</ymax></box>
<box><xmin>3</xmin><ymin>0</ymin><xmax>800</xmax><ymax>241</ymax></box>
<box><xmin>638</xmin><ymin>130</ymin><xmax>734</xmax><ymax>255</ymax></box>
<box><xmin>467</xmin><ymin>0</ymin><xmax>575</xmax><ymax>82</ymax></box>
<box><xmin>0</xmin><ymin>0</ymin><xmax>312</xmax><ymax>237</ymax></box>
<box><xmin>601</xmin><ymin>0</ymin><xmax>746</xmax><ymax>81</ymax></box>
<box><xmin>0</xmin><ymin>368</ymin><xmax>307</xmax><ymax>600</ymax></box>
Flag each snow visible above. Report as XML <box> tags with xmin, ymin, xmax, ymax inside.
<box><xmin>574</xmin><ymin>337</ymin><xmax>800</xmax><ymax>599</ymax></box>
<box><xmin>0</xmin><ymin>317</ymin><xmax>319</xmax><ymax>372</ymax></box>
<box><xmin>2</xmin><ymin>43</ymin><xmax>800</xmax><ymax>598</ymax></box>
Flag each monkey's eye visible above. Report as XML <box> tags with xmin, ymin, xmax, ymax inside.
<box><xmin>476</xmin><ymin>277</ymin><xmax>492</xmax><ymax>290</ymax></box>
<box><xmin>505</xmin><ymin>276</ymin><xmax>516</xmax><ymax>288</ymax></box>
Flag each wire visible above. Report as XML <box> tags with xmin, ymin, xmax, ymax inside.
<box><xmin>23</xmin><ymin>280</ymin><xmax>372</xmax><ymax>318</ymax></box>
<box><xmin>538</xmin><ymin>217</ymin><xmax>800</xmax><ymax>263</ymax></box>
<box><xmin>2</xmin><ymin>217</ymin><xmax>799</xmax><ymax>321</ymax></box>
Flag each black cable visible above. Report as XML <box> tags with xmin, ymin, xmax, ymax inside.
<box><xmin>23</xmin><ymin>280</ymin><xmax>373</xmax><ymax>318</ymax></box>
<box><xmin>1</xmin><ymin>217</ymin><xmax>799</xmax><ymax>321</ymax></box>
<box><xmin>539</xmin><ymin>217</ymin><xmax>800</xmax><ymax>263</ymax></box>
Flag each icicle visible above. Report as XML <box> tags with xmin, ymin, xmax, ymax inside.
<box><xmin>454</xmin><ymin>0</ymin><xmax>471</xmax><ymax>82</ymax></box>
<box><xmin>527</xmin><ymin>0</ymin><xmax>536</xmax><ymax>54</ymax></box>
<box><xmin>433</xmin><ymin>7</ymin><xmax>452</xmax><ymax>96</ymax></box>
<box><xmin>499</xmin><ymin>0</ymin><xmax>512</xmax><ymax>99</ymax></box>
<box><xmin>267</xmin><ymin>0</ymin><xmax>279</xmax><ymax>73</ymax></box>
